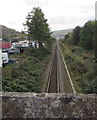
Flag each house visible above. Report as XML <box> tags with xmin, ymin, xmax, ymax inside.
<box><xmin>0</xmin><ymin>42</ymin><xmax>12</xmax><ymax>52</ymax></box>
<box><xmin>0</xmin><ymin>42</ymin><xmax>12</xmax><ymax>49</ymax></box>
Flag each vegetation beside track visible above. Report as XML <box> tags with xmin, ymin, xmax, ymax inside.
<box><xmin>2</xmin><ymin>47</ymin><xmax>52</xmax><ymax>92</ymax></box>
<box><xmin>60</xmin><ymin>43</ymin><xmax>96</xmax><ymax>93</ymax></box>
<box><xmin>59</xmin><ymin>20</ymin><xmax>96</xmax><ymax>94</ymax></box>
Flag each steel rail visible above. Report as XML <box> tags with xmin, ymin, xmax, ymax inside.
<box><xmin>57</xmin><ymin>43</ymin><xmax>60</xmax><ymax>93</ymax></box>
<box><xmin>46</xmin><ymin>45</ymin><xmax>60</xmax><ymax>93</ymax></box>
<box><xmin>45</xmin><ymin>46</ymin><xmax>55</xmax><ymax>92</ymax></box>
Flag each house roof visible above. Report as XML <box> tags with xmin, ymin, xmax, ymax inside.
<box><xmin>0</xmin><ymin>42</ymin><xmax>12</xmax><ymax>48</ymax></box>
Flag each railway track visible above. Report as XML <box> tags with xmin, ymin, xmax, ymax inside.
<box><xmin>46</xmin><ymin>46</ymin><xmax>60</xmax><ymax>93</ymax></box>
<box><xmin>45</xmin><ymin>41</ymin><xmax>75</xmax><ymax>93</ymax></box>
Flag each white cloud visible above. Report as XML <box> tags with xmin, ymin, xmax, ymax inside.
<box><xmin>0</xmin><ymin>0</ymin><xmax>96</xmax><ymax>31</ymax></box>
<box><xmin>24</xmin><ymin>0</ymin><xmax>48</xmax><ymax>6</ymax></box>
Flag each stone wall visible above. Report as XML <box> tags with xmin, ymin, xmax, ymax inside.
<box><xmin>1</xmin><ymin>92</ymin><xmax>97</xmax><ymax>119</ymax></box>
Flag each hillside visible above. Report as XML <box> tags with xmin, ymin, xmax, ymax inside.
<box><xmin>0</xmin><ymin>25</ymin><xmax>19</xmax><ymax>41</ymax></box>
<box><xmin>52</xmin><ymin>29</ymin><xmax>73</xmax><ymax>39</ymax></box>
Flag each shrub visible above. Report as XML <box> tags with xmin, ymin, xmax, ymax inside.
<box><xmin>2</xmin><ymin>46</ymin><xmax>50</xmax><ymax>92</ymax></box>
<box><xmin>85</xmin><ymin>77</ymin><xmax>97</xmax><ymax>94</ymax></box>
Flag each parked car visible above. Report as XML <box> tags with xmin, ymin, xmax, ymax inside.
<box><xmin>8</xmin><ymin>48</ymin><xmax>20</xmax><ymax>54</ymax></box>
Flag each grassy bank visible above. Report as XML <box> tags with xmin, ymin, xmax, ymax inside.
<box><xmin>60</xmin><ymin>43</ymin><xmax>96</xmax><ymax>94</ymax></box>
<box><xmin>2</xmin><ymin>47</ymin><xmax>51</xmax><ymax>92</ymax></box>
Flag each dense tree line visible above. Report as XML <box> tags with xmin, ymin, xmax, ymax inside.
<box><xmin>64</xmin><ymin>20</ymin><xmax>95</xmax><ymax>51</ymax></box>
<box><xmin>80</xmin><ymin>21</ymin><xmax>94</xmax><ymax>50</ymax></box>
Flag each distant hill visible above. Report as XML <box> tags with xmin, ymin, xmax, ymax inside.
<box><xmin>52</xmin><ymin>29</ymin><xmax>73</xmax><ymax>39</ymax></box>
<box><xmin>0</xmin><ymin>25</ymin><xmax>19</xmax><ymax>41</ymax></box>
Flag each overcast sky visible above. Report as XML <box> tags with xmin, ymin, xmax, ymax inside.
<box><xmin>0</xmin><ymin>0</ymin><xmax>96</xmax><ymax>31</ymax></box>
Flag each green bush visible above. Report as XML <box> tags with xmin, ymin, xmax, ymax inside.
<box><xmin>2</xmin><ymin>46</ymin><xmax>50</xmax><ymax>92</ymax></box>
<box><xmin>61</xmin><ymin>43</ymin><xmax>95</xmax><ymax>94</ymax></box>
<box><xmin>85</xmin><ymin>77</ymin><xmax>97</xmax><ymax>94</ymax></box>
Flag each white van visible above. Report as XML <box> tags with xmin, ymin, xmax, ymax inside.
<box><xmin>2</xmin><ymin>52</ymin><xmax>9</xmax><ymax>64</ymax></box>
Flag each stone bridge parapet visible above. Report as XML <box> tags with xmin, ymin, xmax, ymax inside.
<box><xmin>0</xmin><ymin>92</ymin><xmax>97</xmax><ymax>119</ymax></box>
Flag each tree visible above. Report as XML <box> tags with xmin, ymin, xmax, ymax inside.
<box><xmin>64</xmin><ymin>32</ymin><xmax>73</xmax><ymax>45</ymax></box>
<box><xmin>79</xmin><ymin>21</ymin><xmax>95</xmax><ymax>50</ymax></box>
<box><xmin>25</xmin><ymin>7</ymin><xmax>52</xmax><ymax>47</ymax></box>
<box><xmin>65</xmin><ymin>34</ymin><xmax>70</xmax><ymax>40</ymax></box>
<box><xmin>72</xmin><ymin>26</ymin><xmax>81</xmax><ymax>45</ymax></box>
